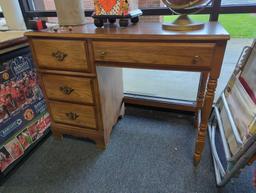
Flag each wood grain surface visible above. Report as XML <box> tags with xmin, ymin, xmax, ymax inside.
<box><xmin>93</xmin><ymin>41</ymin><xmax>215</xmax><ymax>69</ymax></box>
<box><xmin>32</xmin><ymin>39</ymin><xmax>89</xmax><ymax>72</ymax></box>
<box><xmin>41</xmin><ymin>74</ymin><xmax>94</xmax><ymax>104</ymax></box>
<box><xmin>49</xmin><ymin>101</ymin><xmax>97</xmax><ymax>129</ymax></box>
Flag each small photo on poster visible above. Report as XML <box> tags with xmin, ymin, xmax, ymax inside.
<box><xmin>37</xmin><ymin>114</ymin><xmax>51</xmax><ymax>135</ymax></box>
<box><xmin>0</xmin><ymin>104</ymin><xmax>9</xmax><ymax>124</ymax></box>
<box><xmin>0</xmin><ymin>146</ymin><xmax>14</xmax><ymax>172</ymax></box>
<box><xmin>17</xmin><ymin>128</ymin><xmax>33</xmax><ymax>150</ymax></box>
<box><xmin>44</xmin><ymin>113</ymin><xmax>51</xmax><ymax>128</ymax></box>
<box><xmin>4</xmin><ymin>138</ymin><xmax>24</xmax><ymax>160</ymax></box>
<box><xmin>27</xmin><ymin>122</ymin><xmax>39</xmax><ymax>142</ymax></box>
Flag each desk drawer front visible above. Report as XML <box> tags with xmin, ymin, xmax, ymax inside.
<box><xmin>93</xmin><ymin>41</ymin><xmax>215</xmax><ymax>68</ymax></box>
<box><xmin>49</xmin><ymin>101</ymin><xmax>97</xmax><ymax>129</ymax></box>
<box><xmin>41</xmin><ymin>74</ymin><xmax>94</xmax><ymax>104</ymax></box>
<box><xmin>32</xmin><ymin>39</ymin><xmax>89</xmax><ymax>71</ymax></box>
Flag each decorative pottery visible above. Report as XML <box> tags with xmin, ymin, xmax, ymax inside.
<box><xmin>0</xmin><ymin>0</ymin><xmax>26</xmax><ymax>30</ymax></box>
<box><xmin>94</xmin><ymin>0</ymin><xmax>138</xmax><ymax>16</ymax></box>
<box><xmin>54</xmin><ymin>0</ymin><xmax>86</xmax><ymax>26</ymax></box>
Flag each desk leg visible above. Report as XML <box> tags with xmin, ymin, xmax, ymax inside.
<box><xmin>194</xmin><ymin>72</ymin><xmax>209</xmax><ymax>129</ymax></box>
<box><xmin>193</xmin><ymin>41</ymin><xmax>227</xmax><ymax>165</ymax></box>
<box><xmin>194</xmin><ymin>77</ymin><xmax>217</xmax><ymax>166</ymax></box>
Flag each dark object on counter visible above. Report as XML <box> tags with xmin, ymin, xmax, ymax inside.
<box><xmin>28</xmin><ymin>19</ymin><xmax>47</xmax><ymax>30</ymax></box>
<box><xmin>92</xmin><ymin>9</ymin><xmax>142</xmax><ymax>28</ymax></box>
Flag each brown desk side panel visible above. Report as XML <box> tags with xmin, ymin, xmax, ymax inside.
<box><xmin>96</xmin><ymin>66</ymin><xmax>124</xmax><ymax>145</ymax></box>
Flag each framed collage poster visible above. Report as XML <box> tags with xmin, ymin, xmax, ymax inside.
<box><xmin>0</xmin><ymin>46</ymin><xmax>50</xmax><ymax>173</ymax></box>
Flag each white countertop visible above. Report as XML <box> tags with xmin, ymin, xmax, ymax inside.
<box><xmin>0</xmin><ymin>31</ymin><xmax>26</xmax><ymax>43</ymax></box>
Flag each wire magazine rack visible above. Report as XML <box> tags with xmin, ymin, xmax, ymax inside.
<box><xmin>208</xmin><ymin>40</ymin><xmax>256</xmax><ymax>186</ymax></box>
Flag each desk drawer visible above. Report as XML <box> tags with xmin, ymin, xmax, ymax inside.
<box><xmin>93</xmin><ymin>41</ymin><xmax>215</xmax><ymax>68</ymax></box>
<box><xmin>32</xmin><ymin>39</ymin><xmax>89</xmax><ymax>72</ymax></box>
<box><xmin>49</xmin><ymin>101</ymin><xmax>97</xmax><ymax>129</ymax></box>
<box><xmin>41</xmin><ymin>74</ymin><xmax>94</xmax><ymax>104</ymax></box>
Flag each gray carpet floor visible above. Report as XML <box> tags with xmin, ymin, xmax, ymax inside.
<box><xmin>0</xmin><ymin>106</ymin><xmax>255</xmax><ymax>193</ymax></box>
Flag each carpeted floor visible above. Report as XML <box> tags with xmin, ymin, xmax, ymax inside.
<box><xmin>0</xmin><ymin>106</ymin><xmax>255</xmax><ymax>193</ymax></box>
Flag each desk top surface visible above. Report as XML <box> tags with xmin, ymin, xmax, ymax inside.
<box><xmin>25</xmin><ymin>22</ymin><xmax>230</xmax><ymax>41</ymax></box>
<box><xmin>0</xmin><ymin>32</ymin><xmax>27</xmax><ymax>50</ymax></box>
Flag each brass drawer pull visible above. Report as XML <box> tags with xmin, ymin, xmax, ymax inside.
<box><xmin>100</xmin><ymin>51</ymin><xmax>107</xmax><ymax>57</ymax></box>
<box><xmin>65</xmin><ymin>112</ymin><xmax>79</xmax><ymax>120</ymax></box>
<box><xmin>59</xmin><ymin>86</ymin><xmax>74</xmax><ymax>95</ymax></box>
<box><xmin>192</xmin><ymin>55</ymin><xmax>201</xmax><ymax>64</ymax></box>
<box><xmin>52</xmin><ymin>50</ymin><xmax>67</xmax><ymax>61</ymax></box>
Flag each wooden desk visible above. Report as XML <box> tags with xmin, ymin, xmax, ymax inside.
<box><xmin>25</xmin><ymin>22</ymin><xmax>229</xmax><ymax>165</ymax></box>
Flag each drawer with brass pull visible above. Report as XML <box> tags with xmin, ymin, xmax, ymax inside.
<box><xmin>41</xmin><ymin>74</ymin><xmax>94</xmax><ymax>104</ymax></box>
<box><xmin>31</xmin><ymin>39</ymin><xmax>89</xmax><ymax>72</ymax></box>
<box><xmin>49</xmin><ymin>101</ymin><xmax>97</xmax><ymax>129</ymax></box>
<box><xmin>93</xmin><ymin>41</ymin><xmax>215</xmax><ymax>69</ymax></box>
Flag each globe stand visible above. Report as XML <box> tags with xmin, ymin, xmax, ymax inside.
<box><xmin>162</xmin><ymin>15</ymin><xmax>204</xmax><ymax>31</ymax></box>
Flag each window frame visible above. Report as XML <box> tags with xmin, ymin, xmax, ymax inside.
<box><xmin>0</xmin><ymin>0</ymin><xmax>255</xmax><ymax>28</ymax></box>
<box><xmin>0</xmin><ymin>0</ymin><xmax>255</xmax><ymax>111</ymax></box>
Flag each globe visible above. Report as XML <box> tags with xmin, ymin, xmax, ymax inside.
<box><xmin>162</xmin><ymin>0</ymin><xmax>212</xmax><ymax>31</ymax></box>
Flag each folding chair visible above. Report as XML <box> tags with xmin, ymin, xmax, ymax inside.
<box><xmin>208</xmin><ymin>40</ymin><xmax>256</xmax><ymax>186</ymax></box>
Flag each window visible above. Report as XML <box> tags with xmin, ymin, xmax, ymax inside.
<box><xmin>221</xmin><ymin>0</ymin><xmax>256</xmax><ymax>5</ymax></box>
<box><xmin>9</xmin><ymin>0</ymin><xmax>256</xmax><ymax>104</ymax></box>
<box><xmin>219</xmin><ymin>13</ymin><xmax>256</xmax><ymax>38</ymax></box>
<box><xmin>124</xmin><ymin>69</ymin><xmax>200</xmax><ymax>101</ymax></box>
<box><xmin>30</xmin><ymin>0</ymin><xmax>94</xmax><ymax>10</ymax></box>
<box><xmin>31</xmin><ymin>0</ymin><xmax>165</xmax><ymax>11</ymax></box>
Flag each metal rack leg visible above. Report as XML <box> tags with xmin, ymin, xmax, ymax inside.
<box><xmin>218</xmin><ymin>142</ymin><xmax>256</xmax><ymax>186</ymax></box>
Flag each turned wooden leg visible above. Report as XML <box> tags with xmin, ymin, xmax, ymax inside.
<box><xmin>51</xmin><ymin>126</ymin><xmax>63</xmax><ymax>140</ymax></box>
<box><xmin>194</xmin><ymin>110</ymin><xmax>201</xmax><ymax>130</ymax></box>
<box><xmin>52</xmin><ymin>130</ymin><xmax>63</xmax><ymax>140</ymax></box>
<box><xmin>95</xmin><ymin>138</ymin><xmax>106</xmax><ymax>149</ymax></box>
<box><xmin>194</xmin><ymin>78</ymin><xmax>217</xmax><ymax>166</ymax></box>
<box><xmin>194</xmin><ymin>72</ymin><xmax>209</xmax><ymax>129</ymax></box>
<box><xmin>194</xmin><ymin>112</ymin><xmax>199</xmax><ymax>129</ymax></box>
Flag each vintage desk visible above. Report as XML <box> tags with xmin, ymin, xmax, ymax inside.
<box><xmin>25</xmin><ymin>22</ymin><xmax>229</xmax><ymax>165</ymax></box>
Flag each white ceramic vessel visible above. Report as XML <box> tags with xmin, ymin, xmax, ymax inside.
<box><xmin>0</xmin><ymin>0</ymin><xmax>26</xmax><ymax>30</ymax></box>
<box><xmin>54</xmin><ymin>0</ymin><xmax>86</xmax><ymax>26</ymax></box>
